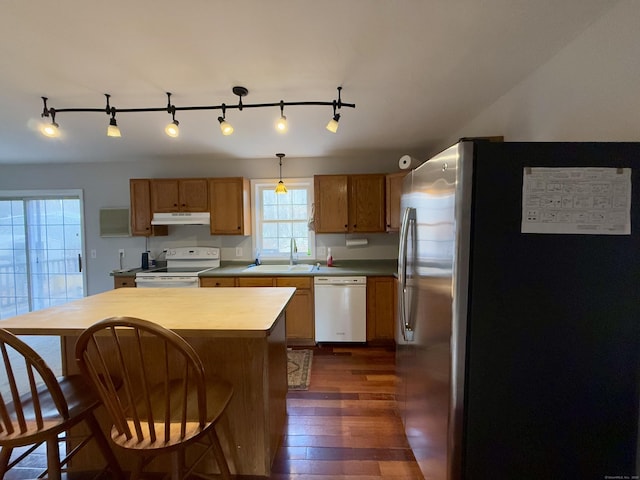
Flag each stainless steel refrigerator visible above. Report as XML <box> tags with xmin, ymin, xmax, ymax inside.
<box><xmin>396</xmin><ymin>140</ymin><xmax>639</xmax><ymax>479</ymax></box>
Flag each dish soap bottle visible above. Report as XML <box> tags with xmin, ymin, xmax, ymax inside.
<box><xmin>327</xmin><ymin>248</ymin><xmax>334</xmax><ymax>267</ymax></box>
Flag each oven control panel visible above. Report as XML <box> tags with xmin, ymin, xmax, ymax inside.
<box><xmin>165</xmin><ymin>247</ymin><xmax>220</xmax><ymax>260</ymax></box>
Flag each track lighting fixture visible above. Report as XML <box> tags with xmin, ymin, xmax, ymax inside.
<box><xmin>218</xmin><ymin>104</ymin><xmax>234</xmax><ymax>136</ymax></box>
<box><xmin>326</xmin><ymin>87</ymin><xmax>343</xmax><ymax>133</ymax></box>
<box><xmin>164</xmin><ymin>93</ymin><xmax>180</xmax><ymax>138</ymax></box>
<box><xmin>276</xmin><ymin>100</ymin><xmax>288</xmax><ymax>133</ymax></box>
<box><xmin>38</xmin><ymin>86</ymin><xmax>354</xmax><ymax>139</ymax></box>
<box><xmin>275</xmin><ymin>153</ymin><xmax>287</xmax><ymax>194</ymax></box>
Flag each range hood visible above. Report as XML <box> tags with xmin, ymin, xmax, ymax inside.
<box><xmin>150</xmin><ymin>212</ymin><xmax>210</xmax><ymax>226</ymax></box>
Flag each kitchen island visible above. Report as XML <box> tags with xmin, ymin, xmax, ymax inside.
<box><xmin>0</xmin><ymin>287</ymin><xmax>295</xmax><ymax>477</ymax></box>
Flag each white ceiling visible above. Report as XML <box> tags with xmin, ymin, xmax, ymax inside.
<box><xmin>0</xmin><ymin>1</ymin><xmax>617</xmax><ymax>165</ymax></box>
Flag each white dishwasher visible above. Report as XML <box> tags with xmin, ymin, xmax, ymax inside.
<box><xmin>314</xmin><ymin>276</ymin><xmax>367</xmax><ymax>342</ymax></box>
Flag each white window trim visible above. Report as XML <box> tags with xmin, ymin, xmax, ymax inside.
<box><xmin>251</xmin><ymin>178</ymin><xmax>315</xmax><ymax>261</ymax></box>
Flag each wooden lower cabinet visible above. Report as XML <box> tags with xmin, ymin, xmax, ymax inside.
<box><xmin>114</xmin><ymin>277</ymin><xmax>136</xmax><ymax>288</ymax></box>
<box><xmin>201</xmin><ymin>276</ymin><xmax>315</xmax><ymax>345</ymax></box>
<box><xmin>275</xmin><ymin>277</ymin><xmax>314</xmax><ymax>346</ymax></box>
<box><xmin>366</xmin><ymin>276</ymin><xmax>396</xmax><ymax>344</ymax></box>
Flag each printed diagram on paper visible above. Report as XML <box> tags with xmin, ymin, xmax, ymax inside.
<box><xmin>521</xmin><ymin>167</ymin><xmax>631</xmax><ymax>234</ymax></box>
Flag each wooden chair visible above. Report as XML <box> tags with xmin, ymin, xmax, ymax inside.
<box><xmin>75</xmin><ymin>316</ymin><xmax>234</xmax><ymax>480</ymax></box>
<box><xmin>0</xmin><ymin>328</ymin><xmax>123</xmax><ymax>480</ymax></box>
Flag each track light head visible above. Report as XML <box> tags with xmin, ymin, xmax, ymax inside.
<box><xmin>107</xmin><ymin>115</ymin><xmax>121</xmax><ymax>138</ymax></box>
<box><xmin>218</xmin><ymin>117</ymin><xmax>233</xmax><ymax>136</ymax></box>
<box><xmin>165</xmin><ymin>120</ymin><xmax>179</xmax><ymax>138</ymax></box>
<box><xmin>276</xmin><ymin>114</ymin><xmax>288</xmax><ymax>133</ymax></box>
<box><xmin>41</xmin><ymin>121</ymin><xmax>60</xmax><ymax>138</ymax></box>
<box><xmin>326</xmin><ymin>113</ymin><xmax>341</xmax><ymax>133</ymax></box>
<box><xmin>276</xmin><ymin>101</ymin><xmax>288</xmax><ymax>133</ymax></box>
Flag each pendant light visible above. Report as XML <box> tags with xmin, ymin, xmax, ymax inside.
<box><xmin>275</xmin><ymin>153</ymin><xmax>288</xmax><ymax>194</ymax></box>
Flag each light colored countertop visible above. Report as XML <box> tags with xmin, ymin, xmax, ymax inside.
<box><xmin>112</xmin><ymin>259</ymin><xmax>398</xmax><ymax>278</ymax></box>
<box><xmin>0</xmin><ymin>287</ymin><xmax>295</xmax><ymax>337</ymax></box>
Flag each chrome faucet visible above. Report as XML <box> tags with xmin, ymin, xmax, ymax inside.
<box><xmin>290</xmin><ymin>238</ymin><xmax>298</xmax><ymax>266</ymax></box>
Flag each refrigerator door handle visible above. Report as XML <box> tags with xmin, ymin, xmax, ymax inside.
<box><xmin>398</xmin><ymin>207</ymin><xmax>416</xmax><ymax>342</ymax></box>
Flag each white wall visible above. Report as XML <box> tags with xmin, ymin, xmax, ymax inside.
<box><xmin>446</xmin><ymin>1</ymin><xmax>640</xmax><ymax>145</ymax></box>
<box><xmin>0</xmin><ymin>154</ymin><xmax>402</xmax><ymax>294</ymax></box>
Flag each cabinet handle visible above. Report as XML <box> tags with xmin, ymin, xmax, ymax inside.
<box><xmin>237</xmin><ymin>226</ymin><xmax>241</xmax><ymax>230</ymax></box>
<box><xmin>182</xmin><ymin>204</ymin><xmax>186</xmax><ymax>207</ymax></box>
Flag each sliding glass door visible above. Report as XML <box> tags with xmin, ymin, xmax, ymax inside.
<box><xmin>0</xmin><ymin>191</ymin><xmax>85</xmax><ymax>320</ymax></box>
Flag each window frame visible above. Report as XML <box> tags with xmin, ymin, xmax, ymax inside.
<box><xmin>251</xmin><ymin>178</ymin><xmax>315</xmax><ymax>262</ymax></box>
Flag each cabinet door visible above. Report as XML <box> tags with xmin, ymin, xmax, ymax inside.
<box><xmin>151</xmin><ymin>179</ymin><xmax>181</xmax><ymax>212</ymax></box>
<box><xmin>179</xmin><ymin>179</ymin><xmax>209</xmax><ymax>212</ymax></box>
<box><xmin>314</xmin><ymin>175</ymin><xmax>348</xmax><ymax>233</ymax></box>
<box><xmin>130</xmin><ymin>179</ymin><xmax>167</xmax><ymax>237</ymax></box>
<box><xmin>366</xmin><ymin>276</ymin><xmax>396</xmax><ymax>343</ymax></box>
<box><xmin>349</xmin><ymin>174</ymin><xmax>386</xmax><ymax>233</ymax></box>
<box><xmin>386</xmin><ymin>172</ymin><xmax>408</xmax><ymax>232</ymax></box>
<box><xmin>285</xmin><ymin>290</ymin><xmax>314</xmax><ymax>343</ymax></box>
<box><xmin>209</xmin><ymin>178</ymin><xmax>251</xmax><ymax>235</ymax></box>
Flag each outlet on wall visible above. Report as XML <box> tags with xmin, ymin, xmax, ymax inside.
<box><xmin>118</xmin><ymin>249</ymin><xmax>125</xmax><ymax>257</ymax></box>
<box><xmin>91</xmin><ymin>249</ymin><xmax>97</xmax><ymax>259</ymax></box>
<box><xmin>317</xmin><ymin>246</ymin><xmax>326</xmax><ymax>257</ymax></box>
<box><xmin>236</xmin><ymin>247</ymin><xmax>243</xmax><ymax>257</ymax></box>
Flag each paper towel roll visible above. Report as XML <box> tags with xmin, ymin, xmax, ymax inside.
<box><xmin>398</xmin><ymin>154</ymin><xmax>417</xmax><ymax>170</ymax></box>
<box><xmin>346</xmin><ymin>238</ymin><xmax>368</xmax><ymax>248</ymax></box>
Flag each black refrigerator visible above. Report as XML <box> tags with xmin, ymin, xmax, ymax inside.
<box><xmin>396</xmin><ymin>140</ymin><xmax>639</xmax><ymax>479</ymax></box>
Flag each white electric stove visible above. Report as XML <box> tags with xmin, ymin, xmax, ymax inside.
<box><xmin>135</xmin><ymin>246</ymin><xmax>220</xmax><ymax>288</ymax></box>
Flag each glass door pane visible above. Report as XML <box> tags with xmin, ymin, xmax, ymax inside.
<box><xmin>0</xmin><ymin>196</ymin><xmax>85</xmax><ymax>319</ymax></box>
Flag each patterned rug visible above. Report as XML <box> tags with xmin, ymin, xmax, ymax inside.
<box><xmin>287</xmin><ymin>349</ymin><xmax>313</xmax><ymax>390</ymax></box>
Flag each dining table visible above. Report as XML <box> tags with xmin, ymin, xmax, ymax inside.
<box><xmin>0</xmin><ymin>286</ymin><xmax>295</xmax><ymax>477</ymax></box>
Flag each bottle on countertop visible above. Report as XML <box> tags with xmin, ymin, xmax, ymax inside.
<box><xmin>327</xmin><ymin>248</ymin><xmax>334</xmax><ymax>267</ymax></box>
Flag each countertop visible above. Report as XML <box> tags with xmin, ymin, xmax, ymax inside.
<box><xmin>0</xmin><ymin>287</ymin><xmax>296</xmax><ymax>337</ymax></box>
<box><xmin>112</xmin><ymin>259</ymin><xmax>398</xmax><ymax>278</ymax></box>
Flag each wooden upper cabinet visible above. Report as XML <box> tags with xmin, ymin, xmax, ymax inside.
<box><xmin>209</xmin><ymin>177</ymin><xmax>251</xmax><ymax>235</ymax></box>
<box><xmin>385</xmin><ymin>172</ymin><xmax>408</xmax><ymax>232</ymax></box>
<box><xmin>130</xmin><ymin>179</ymin><xmax>167</xmax><ymax>237</ymax></box>
<box><xmin>314</xmin><ymin>174</ymin><xmax>385</xmax><ymax>233</ymax></box>
<box><xmin>151</xmin><ymin>178</ymin><xmax>209</xmax><ymax>212</ymax></box>
<box><xmin>314</xmin><ymin>175</ymin><xmax>349</xmax><ymax>233</ymax></box>
<box><xmin>349</xmin><ymin>174</ymin><xmax>385</xmax><ymax>233</ymax></box>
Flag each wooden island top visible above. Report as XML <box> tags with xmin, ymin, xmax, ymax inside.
<box><xmin>0</xmin><ymin>287</ymin><xmax>295</xmax><ymax>477</ymax></box>
<box><xmin>0</xmin><ymin>287</ymin><xmax>296</xmax><ymax>337</ymax></box>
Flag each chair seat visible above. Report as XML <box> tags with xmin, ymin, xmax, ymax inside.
<box><xmin>110</xmin><ymin>377</ymin><xmax>233</xmax><ymax>451</ymax></box>
<box><xmin>0</xmin><ymin>375</ymin><xmax>98</xmax><ymax>446</ymax></box>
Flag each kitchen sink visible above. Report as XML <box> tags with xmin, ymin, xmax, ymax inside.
<box><xmin>242</xmin><ymin>264</ymin><xmax>314</xmax><ymax>273</ymax></box>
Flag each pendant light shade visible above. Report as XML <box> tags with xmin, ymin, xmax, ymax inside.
<box><xmin>275</xmin><ymin>153</ymin><xmax>287</xmax><ymax>194</ymax></box>
<box><xmin>218</xmin><ymin>117</ymin><xmax>234</xmax><ymax>135</ymax></box>
<box><xmin>276</xmin><ymin>101</ymin><xmax>288</xmax><ymax>133</ymax></box>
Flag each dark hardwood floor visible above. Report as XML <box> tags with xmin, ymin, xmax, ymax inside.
<box><xmin>4</xmin><ymin>345</ymin><xmax>423</xmax><ymax>480</ymax></box>
<box><xmin>269</xmin><ymin>345</ymin><xmax>422</xmax><ymax>479</ymax></box>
